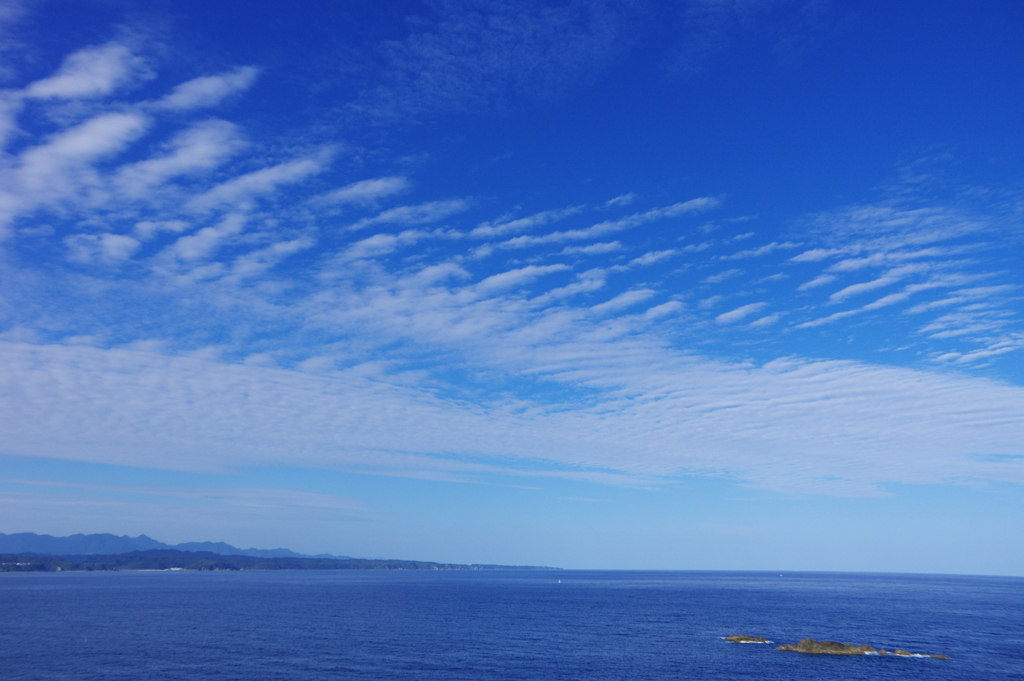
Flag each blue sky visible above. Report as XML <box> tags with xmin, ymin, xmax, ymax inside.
<box><xmin>1</xmin><ymin>0</ymin><xmax>1022</xmax><ymax>574</ymax></box>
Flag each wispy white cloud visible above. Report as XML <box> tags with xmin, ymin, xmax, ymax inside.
<box><xmin>629</xmin><ymin>249</ymin><xmax>676</xmax><ymax>266</ymax></box>
<box><xmin>698</xmin><ymin>295</ymin><xmax>724</xmax><ymax>309</ymax></box>
<box><xmin>828</xmin><ymin>275</ymin><xmax>899</xmax><ymax>303</ymax></box>
<box><xmin>532</xmin><ymin>268</ymin><xmax>606</xmax><ymax>303</ymax></box>
<box><xmin>791</xmin><ymin>247</ymin><xmax>844</xmax><ymax>263</ymax></box>
<box><xmin>605</xmin><ymin>193</ymin><xmax>635</xmax><ymax>207</ymax></box>
<box><xmin>809</xmin><ymin>204</ymin><xmax>988</xmax><ymax>254</ymax></box>
<box><xmin>748</xmin><ymin>313</ymin><xmax>781</xmax><ymax>328</ymax></box>
<box><xmin>495</xmin><ymin>198</ymin><xmax>719</xmax><ymax>248</ymax></box>
<box><xmin>153</xmin><ymin>66</ymin><xmax>260</xmax><ymax>110</ymax></box>
<box><xmin>701</xmin><ymin>268</ymin><xmax>742</xmax><ymax>284</ymax></box>
<box><xmin>716</xmin><ymin>302</ymin><xmax>766</xmax><ymax>324</ymax></box>
<box><xmin>857</xmin><ymin>279</ymin><xmax>957</xmax><ymax>311</ymax></box>
<box><xmin>795</xmin><ymin>309</ymin><xmax>859</xmax><ymax>328</ymax></box>
<box><xmin>720</xmin><ymin>241</ymin><xmax>801</xmax><ymax>260</ymax></box>
<box><xmin>919</xmin><ymin>309</ymin><xmax>1013</xmax><ymax>339</ymax></box>
<box><xmin>133</xmin><ymin>220</ymin><xmax>190</xmax><ymax>241</ymax></box>
<box><xmin>315</xmin><ymin>176</ymin><xmax>410</xmax><ymax>206</ymax></box>
<box><xmin>828</xmin><ymin>247</ymin><xmax>952</xmax><ymax>272</ymax></box>
<box><xmin>340</xmin><ymin>228</ymin><xmax>455</xmax><ymax>261</ymax></box>
<box><xmin>114</xmin><ymin>119</ymin><xmax>245</xmax><ymax>197</ymax></box>
<box><xmin>681</xmin><ymin>241</ymin><xmax>713</xmax><ymax>253</ymax></box>
<box><xmin>0</xmin><ymin>54</ymin><xmax>265</xmax><ymax>238</ymax></box>
<box><xmin>934</xmin><ymin>336</ymin><xmax>1024</xmax><ymax>365</ymax></box>
<box><xmin>861</xmin><ymin>291</ymin><xmax>913</xmax><ymax>311</ymax></box>
<box><xmin>644</xmin><ymin>301</ymin><xmax>684</xmax><ymax>320</ymax></box>
<box><xmin>0</xmin><ymin>111</ymin><xmax>150</xmax><ymax>230</ymax></box>
<box><xmin>65</xmin><ymin>232</ymin><xmax>140</xmax><ymax>263</ymax></box>
<box><xmin>222</xmin><ymin>236</ymin><xmax>315</xmax><ymax>283</ymax></box>
<box><xmin>797</xmin><ymin>277</ymin><xmax>961</xmax><ymax>328</ymax></box>
<box><xmin>472</xmin><ymin>205</ymin><xmax>584</xmax><ymax>238</ymax></box>
<box><xmin>797</xmin><ymin>273</ymin><xmax>836</xmax><ymax>291</ymax></box>
<box><xmin>828</xmin><ymin>264</ymin><xmax>928</xmax><ymax>303</ymax></box>
<box><xmin>561</xmin><ymin>241</ymin><xmax>621</xmax><ymax>255</ymax></box>
<box><xmin>474</xmin><ymin>264</ymin><xmax>569</xmax><ymax>295</ymax></box>
<box><xmin>19</xmin><ymin>113</ymin><xmax>150</xmax><ymax>191</ymax></box>
<box><xmin>590</xmin><ymin>288</ymin><xmax>656</xmax><ymax>314</ymax></box>
<box><xmin>777</xmin><ymin>190</ymin><xmax>1020</xmax><ymax>354</ymax></box>
<box><xmin>186</xmin><ymin>152</ymin><xmax>331</xmax><ymax>212</ymax></box>
<box><xmin>347</xmin><ymin>199</ymin><xmax>469</xmax><ymax>231</ymax></box>
<box><xmin>23</xmin><ymin>42</ymin><xmax>149</xmax><ymax>99</ymax></box>
<box><xmin>905</xmin><ymin>285</ymin><xmax>1016</xmax><ymax>314</ymax></box>
<box><xmin>159</xmin><ymin>212</ymin><xmax>247</xmax><ymax>263</ymax></box>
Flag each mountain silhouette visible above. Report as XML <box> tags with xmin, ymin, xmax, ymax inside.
<box><xmin>0</xmin><ymin>532</ymin><xmax>350</xmax><ymax>559</ymax></box>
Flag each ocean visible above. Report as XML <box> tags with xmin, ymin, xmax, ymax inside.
<box><xmin>1</xmin><ymin>570</ymin><xmax>1021</xmax><ymax>680</ymax></box>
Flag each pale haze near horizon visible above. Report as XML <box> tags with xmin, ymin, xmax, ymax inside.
<box><xmin>0</xmin><ymin>0</ymin><xmax>1022</xmax><ymax>575</ymax></box>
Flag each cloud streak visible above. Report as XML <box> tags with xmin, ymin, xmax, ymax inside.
<box><xmin>316</xmin><ymin>176</ymin><xmax>410</xmax><ymax>206</ymax></box>
<box><xmin>23</xmin><ymin>42</ymin><xmax>149</xmax><ymax>99</ymax></box>
<box><xmin>347</xmin><ymin>199</ymin><xmax>469</xmax><ymax>231</ymax></box>
<box><xmin>493</xmin><ymin>198</ymin><xmax>720</xmax><ymax>249</ymax></box>
<box><xmin>154</xmin><ymin>66</ymin><xmax>259</xmax><ymax>110</ymax></box>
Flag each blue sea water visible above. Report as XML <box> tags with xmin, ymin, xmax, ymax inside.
<box><xmin>1</xmin><ymin>570</ymin><xmax>1022</xmax><ymax>680</ymax></box>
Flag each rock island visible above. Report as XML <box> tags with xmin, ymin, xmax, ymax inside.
<box><xmin>775</xmin><ymin>638</ymin><xmax>948</xmax><ymax>659</ymax></box>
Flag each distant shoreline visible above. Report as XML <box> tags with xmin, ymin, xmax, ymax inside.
<box><xmin>1</xmin><ymin>549</ymin><xmax>560</xmax><ymax>573</ymax></box>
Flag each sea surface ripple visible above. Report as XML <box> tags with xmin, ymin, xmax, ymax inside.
<box><xmin>1</xmin><ymin>570</ymin><xmax>1022</xmax><ymax>680</ymax></box>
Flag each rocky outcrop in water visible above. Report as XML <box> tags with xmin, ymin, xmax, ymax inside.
<box><xmin>776</xmin><ymin>639</ymin><xmax>877</xmax><ymax>655</ymax></box>
<box><xmin>775</xmin><ymin>638</ymin><xmax>948</xmax><ymax>658</ymax></box>
<box><xmin>725</xmin><ymin>634</ymin><xmax>772</xmax><ymax>643</ymax></box>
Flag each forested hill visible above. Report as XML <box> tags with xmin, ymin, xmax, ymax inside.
<box><xmin>0</xmin><ymin>550</ymin><xmax>559</xmax><ymax>572</ymax></box>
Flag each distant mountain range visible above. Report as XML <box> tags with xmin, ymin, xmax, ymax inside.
<box><xmin>0</xmin><ymin>532</ymin><xmax>352</xmax><ymax>560</ymax></box>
